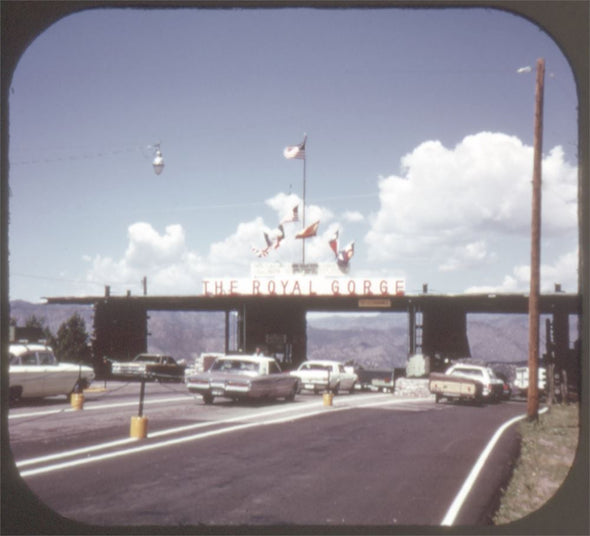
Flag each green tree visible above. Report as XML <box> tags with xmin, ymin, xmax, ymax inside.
<box><xmin>23</xmin><ymin>314</ymin><xmax>53</xmax><ymax>342</ymax></box>
<box><xmin>53</xmin><ymin>313</ymin><xmax>91</xmax><ymax>365</ymax></box>
<box><xmin>24</xmin><ymin>314</ymin><xmax>46</xmax><ymax>329</ymax></box>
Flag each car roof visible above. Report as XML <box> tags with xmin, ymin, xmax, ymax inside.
<box><xmin>302</xmin><ymin>360</ymin><xmax>340</xmax><ymax>366</ymax></box>
<box><xmin>221</xmin><ymin>354</ymin><xmax>277</xmax><ymax>364</ymax></box>
<box><xmin>9</xmin><ymin>343</ymin><xmax>53</xmax><ymax>355</ymax></box>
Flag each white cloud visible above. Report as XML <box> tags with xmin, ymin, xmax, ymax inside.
<box><xmin>84</xmin><ymin>192</ymin><xmax>340</xmax><ymax>294</ymax></box>
<box><xmin>365</xmin><ymin>132</ymin><xmax>578</xmax><ymax>288</ymax></box>
<box><xmin>439</xmin><ymin>240</ymin><xmax>495</xmax><ymax>272</ymax></box>
<box><xmin>85</xmin><ymin>222</ymin><xmax>206</xmax><ymax>295</ymax></box>
<box><xmin>82</xmin><ymin>133</ymin><xmax>578</xmax><ymax>297</ymax></box>
<box><xmin>342</xmin><ymin>210</ymin><xmax>364</xmax><ymax>223</ymax></box>
<box><xmin>465</xmin><ymin>248</ymin><xmax>579</xmax><ymax>294</ymax></box>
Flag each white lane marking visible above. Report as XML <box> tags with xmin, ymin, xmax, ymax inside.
<box><xmin>441</xmin><ymin>406</ymin><xmax>549</xmax><ymax>526</ymax></box>
<box><xmin>18</xmin><ymin>394</ymin><xmax>410</xmax><ymax>477</ymax></box>
<box><xmin>16</xmin><ymin>437</ymin><xmax>137</xmax><ymax>468</ymax></box>
<box><xmin>19</xmin><ymin>404</ymin><xmax>348</xmax><ymax>477</ymax></box>
<box><xmin>8</xmin><ymin>395</ymin><xmax>194</xmax><ymax>420</ymax></box>
<box><xmin>16</xmin><ymin>400</ymin><xmax>325</xmax><ymax>468</ymax></box>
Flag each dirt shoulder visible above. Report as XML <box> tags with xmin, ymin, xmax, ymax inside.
<box><xmin>493</xmin><ymin>404</ymin><xmax>582</xmax><ymax>527</ymax></box>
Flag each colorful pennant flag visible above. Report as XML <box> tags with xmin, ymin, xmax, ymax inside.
<box><xmin>281</xmin><ymin>205</ymin><xmax>300</xmax><ymax>224</ymax></box>
<box><xmin>295</xmin><ymin>220</ymin><xmax>320</xmax><ymax>239</ymax></box>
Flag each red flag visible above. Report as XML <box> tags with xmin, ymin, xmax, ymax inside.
<box><xmin>337</xmin><ymin>241</ymin><xmax>355</xmax><ymax>269</ymax></box>
<box><xmin>295</xmin><ymin>220</ymin><xmax>320</xmax><ymax>239</ymax></box>
<box><xmin>329</xmin><ymin>230</ymin><xmax>339</xmax><ymax>256</ymax></box>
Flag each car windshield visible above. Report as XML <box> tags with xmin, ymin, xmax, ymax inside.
<box><xmin>135</xmin><ymin>355</ymin><xmax>160</xmax><ymax>363</ymax></box>
<box><xmin>304</xmin><ymin>364</ymin><xmax>331</xmax><ymax>371</ymax></box>
<box><xmin>211</xmin><ymin>359</ymin><xmax>260</xmax><ymax>373</ymax></box>
<box><xmin>452</xmin><ymin>368</ymin><xmax>483</xmax><ymax>377</ymax></box>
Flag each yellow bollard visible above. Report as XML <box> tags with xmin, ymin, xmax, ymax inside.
<box><xmin>130</xmin><ymin>416</ymin><xmax>148</xmax><ymax>439</ymax></box>
<box><xmin>70</xmin><ymin>392</ymin><xmax>84</xmax><ymax>410</ymax></box>
<box><xmin>323</xmin><ymin>392</ymin><xmax>333</xmax><ymax>406</ymax></box>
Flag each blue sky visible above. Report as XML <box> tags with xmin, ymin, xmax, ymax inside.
<box><xmin>8</xmin><ymin>7</ymin><xmax>579</xmax><ymax>302</ymax></box>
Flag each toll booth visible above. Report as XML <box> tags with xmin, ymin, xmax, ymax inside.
<box><xmin>240</xmin><ymin>300</ymin><xmax>307</xmax><ymax>369</ymax></box>
<box><xmin>93</xmin><ymin>299</ymin><xmax>148</xmax><ymax>376</ymax></box>
<box><xmin>408</xmin><ymin>297</ymin><xmax>470</xmax><ymax>370</ymax></box>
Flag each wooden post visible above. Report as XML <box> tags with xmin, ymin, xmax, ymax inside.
<box><xmin>527</xmin><ymin>58</ymin><xmax>545</xmax><ymax>421</ymax></box>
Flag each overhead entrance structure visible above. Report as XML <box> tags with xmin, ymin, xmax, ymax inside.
<box><xmin>46</xmin><ymin>287</ymin><xmax>581</xmax><ymax>382</ymax></box>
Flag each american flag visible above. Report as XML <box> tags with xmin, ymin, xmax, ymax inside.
<box><xmin>283</xmin><ymin>135</ymin><xmax>306</xmax><ymax>160</ymax></box>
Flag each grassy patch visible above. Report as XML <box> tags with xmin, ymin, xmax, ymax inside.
<box><xmin>493</xmin><ymin>404</ymin><xmax>579</xmax><ymax>525</ymax></box>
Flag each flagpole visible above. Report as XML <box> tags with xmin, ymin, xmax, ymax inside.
<box><xmin>302</xmin><ymin>142</ymin><xmax>306</xmax><ymax>265</ymax></box>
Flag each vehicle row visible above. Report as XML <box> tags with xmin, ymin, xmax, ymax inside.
<box><xmin>6</xmin><ymin>343</ymin><xmax>359</xmax><ymax>406</ymax></box>
<box><xmin>8</xmin><ymin>343</ymin><xmax>529</xmax><ymax>407</ymax></box>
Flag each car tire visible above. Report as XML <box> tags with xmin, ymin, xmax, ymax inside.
<box><xmin>332</xmin><ymin>383</ymin><xmax>340</xmax><ymax>395</ymax></box>
<box><xmin>285</xmin><ymin>383</ymin><xmax>297</xmax><ymax>402</ymax></box>
<box><xmin>349</xmin><ymin>382</ymin><xmax>356</xmax><ymax>394</ymax></box>
<box><xmin>203</xmin><ymin>393</ymin><xmax>214</xmax><ymax>405</ymax></box>
<box><xmin>9</xmin><ymin>386</ymin><xmax>22</xmax><ymax>405</ymax></box>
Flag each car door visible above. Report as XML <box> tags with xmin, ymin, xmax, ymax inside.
<box><xmin>18</xmin><ymin>351</ymin><xmax>46</xmax><ymax>397</ymax></box>
<box><xmin>38</xmin><ymin>350</ymin><xmax>72</xmax><ymax>396</ymax></box>
<box><xmin>267</xmin><ymin>360</ymin><xmax>289</xmax><ymax>397</ymax></box>
<box><xmin>338</xmin><ymin>364</ymin><xmax>353</xmax><ymax>390</ymax></box>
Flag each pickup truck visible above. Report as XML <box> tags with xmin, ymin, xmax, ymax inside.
<box><xmin>429</xmin><ymin>363</ymin><xmax>504</xmax><ymax>404</ymax></box>
<box><xmin>111</xmin><ymin>353</ymin><xmax>186</xmax><ymax>382</ymax></box>
<box><xmin>429</xmin><ymin>372</ymin><xmax>483</xmax><ymax>404</ymax></box>
<box><xmin>291</xmin><ymin>359</ymin><xmax>358</xmax><ymax>395</ymax></box>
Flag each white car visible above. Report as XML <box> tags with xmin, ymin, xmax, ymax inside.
<box><xmin>185</xmin><ymin>354</ymin><xmax>299</xmax><ymax>405</ymax></box>
<box><xmin>291</xmin><ymin>359</ymin><xmax>358</xmax><ymax>394</ymax></box>
<box><xmin>8</xmin><ymin>343</ymin><xmax>95</xmax><ymax>402</ymax></box>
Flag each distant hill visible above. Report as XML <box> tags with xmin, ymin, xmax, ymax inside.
<box><xmin>9</xmin><ymin>300</ymin><xmax>544</xmax><ymax>369</ymax></box>
<box><xmin>9</xmin><ymin>300</ymin><xmax>94</xmax><ymax>334</ymax></box>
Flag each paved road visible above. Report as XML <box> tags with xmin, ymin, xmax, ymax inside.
<box><xmin>5</xmin><ymin>382</ymin><xmax>528</xmax><ymax>531</ymax></box>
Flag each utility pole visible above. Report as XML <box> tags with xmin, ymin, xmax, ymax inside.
<box><xmin>527</xmin><ymin>58</ymin><xmax>545</xmax><ymax>421</ymax></box>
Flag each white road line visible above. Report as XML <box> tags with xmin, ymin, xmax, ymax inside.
<box><xmin>17</xmin><ymin>394</ymin><xmax>413</xmax><ymax>478</ymax></box>
<box><xmin>441</xmin><ymin>406</ymin><xmax>549</xmax><ymax>526</ymax></box>
<box><xmin>16</xmin><ymin>400</ymin><xmax>325</xmax><ymax>468</ymax></box>
<box><xmin>16</xmin><ymin>437</ymin><xmax>137</xmax><ymax>468</ymax></box>
<box><xmin>19</xmin><ymin>405</ymin><xmax>347</xmax><ymax>478</ymax></box>
<box><xmin>9</xmin><ymin>395</ymin><xmax>195</xmax><ymax>420</ymax></box>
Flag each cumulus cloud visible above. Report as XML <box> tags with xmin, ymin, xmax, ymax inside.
<box><xmin>84</xmin><ymin>192</ymin><xmax>340</xmax><ymax>294</ymax></box>
<box><xmin>439</xmin><ymin>240</ymin><xmax>495</xmax><ymax>272</ymax></box>
<box><xmin>365</xmin><ymin>132</ymin><xmax>578</xmax><ymax>284</ymax></box>
<box><xmin>342</xmin><ymin>210</ymin><xmax>364</xmax><ymax>223</ymax></box>
<box><xmin>83</xmin><ymin>132</ymin><xmax>578</xmax><ymax>296</ymax></box>
<box><xmin>465</xmin><ymin>248</ymin><xmax>579</xmax><ymax>294</ymax></box>
<box><xmin>86</xmin><ymin>222</ymin><xmax>206</xmax><ymax>295</ymax></box>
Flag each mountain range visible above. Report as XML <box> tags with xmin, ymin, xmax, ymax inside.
<box><xmin>8</xmin><ymin>300</ymin><xmax>559</xmax><ymax>370</ymax></box>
